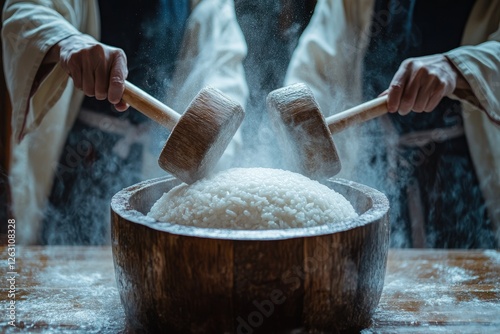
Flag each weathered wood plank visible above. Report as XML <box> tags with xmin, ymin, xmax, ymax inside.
<box><xmin>1</xmin><ymin>248</ymin><xmax>499</xmax><ymax>333</ymax></box>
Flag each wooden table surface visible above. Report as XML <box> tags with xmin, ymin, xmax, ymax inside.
<box><xmin>1</xmin><ymin>247</ymin><xmax>499</xmax><ymax>333</ymax></box>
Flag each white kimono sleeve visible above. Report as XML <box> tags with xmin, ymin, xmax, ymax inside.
<box><xmin>2</xmin><ymin>0</ymin><xmax>99</xmax><ymax>244</ymax></box>
<box><xmin>165</xmin><ymin>0</ymin><xmax>248</xmax><ymax>171</ymax></box>
<box><xmin>445</xmin><ymin>22</ymin><xmax>500</xmax><ymax>243</ymax></box>
<box><xmin>283</xmin><ymin>0</ymin><xmax>374</xmax><ymax>180</ymax></box>
<box><xmin>2</xmin><ymin>0</ymin><xmax>99</xmax><ymax>141</ymax></box>
<box><xmin>446</xmin><ymin>40</ymin><xmax>500</xmax><ymax>123</ymax></box>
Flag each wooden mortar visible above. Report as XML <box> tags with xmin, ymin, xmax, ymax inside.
<box><xmin>111</xmin><ymin>176</ymin><xmax>390</xmax><ymax>333</ymax></box>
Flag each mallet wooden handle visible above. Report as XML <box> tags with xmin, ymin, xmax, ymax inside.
<box><xmin>326</xmin><ymin>95</ymin><xmax>388</xmax><ymax>134</ymax></box>
<box><xmin>122</xmin><ymin>81</ymin><xmax>180</xmax><ymax>129</ymax></box>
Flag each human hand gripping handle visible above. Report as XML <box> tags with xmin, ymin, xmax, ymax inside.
<box><xmin>325</xmin><ymin>53</ymin><xmax>470</xmax><ymax>132</ymax></box>
<box><xmin>48</xmin><ymin>34</ymin><xmax>183</xmax><ymax>128</ymax></box>
<box><xmin>385</xmin><ymin>54</ymin><xmax>470</xmax><ymax>115</ymax></box>
<box><xmin>46</xmin><ymin>34</ymin><xmax>129</xmax><ymax>111</ymax></box>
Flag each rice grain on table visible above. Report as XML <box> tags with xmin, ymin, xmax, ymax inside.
<box><xmin>148</xmin><ymin>168</ymin><xmax>358</xmax><ymax>229</ymax></box>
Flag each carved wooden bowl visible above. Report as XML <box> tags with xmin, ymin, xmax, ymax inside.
<box><xmin>111</xmin><ymin>176</ymin><xmax>390</xmax><ymax>333</ymax></box>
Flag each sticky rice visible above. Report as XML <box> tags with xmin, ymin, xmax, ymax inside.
<box><xmin>148</xmin><ymin>168</ymin><xmax>358</xmax><ymax>229</ymax></box>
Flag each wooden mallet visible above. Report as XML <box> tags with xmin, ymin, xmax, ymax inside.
<box><xmin>267</xmin><ymin>83</ymin><xmax>388</xmax><ymax>180</ymax></box>
<box><xmin>122</xmin><ymin>81</ymin><xmax>244</xmax><ymax>184</ymax></box>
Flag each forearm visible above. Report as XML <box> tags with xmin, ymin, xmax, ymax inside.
<box><xmin>36</xmin><ymin>37</ymin><xmax>67</xmax><ymax>92</ymax></box>
<box><xmin>445</xmin><ymin>57</ymin><xmax>471</xmax><ymax>91</ymax></box>
<box><xmin>42</xmin><ymin>41</ymin><xmax>62</xmax><ymax>65</ymax></box>
<box><xmin>37</xmin><ymin>34</ymin><xmax>90</xmax><ymax>87</ymax></box>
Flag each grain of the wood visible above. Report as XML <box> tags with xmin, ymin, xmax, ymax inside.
<box><xmin>267</xmin><ymin>83</ymin><xmax>388</xmax><ymax>180</ymax></box>
<box><xmin>110</xmin><ymin>176</ymin><xmax>390</xmax><ymax>333</ymax></box>
<box><xmin>122</xmin><ymin>81</ymin><xmax>180</xmax><ymax>129</ymax></box>
<box><xmin>0</xmin><ymin>248</ymin><xmax>499</xmax><ymax>333</ymax></box>
<box><xmin>325</xmin><ymin>95</ymin><xmax>388</xmax><ymax>134</ymax></box>
<box><xmin>121</xmin><ymin>82</ymin><xmax>244</xmax><ymax>184</ymax></box>
<box><xmin>372</xmin><ymin>249</ymin><xmax>500</xmax><ymax>330</ymax></box>
<box><xmin>0</xmin><ymin>246</ymin><xmax>125</xmax><ymax>333</ymax></box>
<box><xmin>266</xmin><ymin>84</ymin><xmax>341</xmax><ymax>179</ymax></box>
<box><xmin>233</xmin><ymin>238</ymin><xmax>304</xmax><ymax>332</ymax></box>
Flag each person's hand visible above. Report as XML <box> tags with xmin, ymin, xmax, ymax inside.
<box><xmin>385</xmin><ymin>54</ymin><xmax>469</xmax><ymax>115</ymax></box>
<box><xmin>45</xmin><ymin>34</ymin><xmax>129</xmax><ymax>111</ymax></box>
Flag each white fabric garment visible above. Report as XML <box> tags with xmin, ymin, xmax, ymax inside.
<box><xmin>144</xmin><ymin>0</ymin><xmax>249</xmax><ymax>177</ymax></box>
<box><xmin>285</xmin><ymin>0</ymin><xmax>500</xmax><ymax>244</ymax></box>
<box><xmin>2</xmin><ymin>0</ymin><xmax>248</xmax><ymax>244</ymax></box>
<box><xmin>285</xmin><ymin>0</ymin><xmax>374</xmax><ymax>184</ymax></box>
<box><xmin>2</xmin><ymin>0</ymin><xmax>99</xmax><ymax>244</ymax></box>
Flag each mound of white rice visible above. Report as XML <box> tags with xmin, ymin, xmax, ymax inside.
<box><xmin>147</xmin><ymin>168</ymin><xmax>358</xmax><ymax>229</ymax></box>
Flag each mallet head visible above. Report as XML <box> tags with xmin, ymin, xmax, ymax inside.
<box><xmin>266</xmin><ymin>83</ymin><xmax>340</xmax><ymax>180</ymax></box>
<box><xmin>159</xmin><ymin>87</ymin><xmax>245</xmax><ymax>184</ymax></box>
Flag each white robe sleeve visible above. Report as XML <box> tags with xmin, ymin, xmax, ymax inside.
<box><xmin>283</xmin><ymin>0</ymin><xmax>374</xmax><ymax>180</ymax></box>
<box><xmin>166</xmin><ymin>0</ymin><xmax>248</xmax><ymax>171</ymax></box>
<box><xmin>284</xmin><ymin>0</ymin><xmax>373</xmax><ymax>114</ymax></box>
<box><xmin>168</xmin><ymin>0</ymin><xmax>248</xmax><ymax>109</ymax></box>
<box><xmin>446</xmin><ymin>39</ymin><xmax>500</xmax><ymax>124</ymax></box>
<box><xmin>2</xmin><ymin>0</ymin><xmax>99</xmax><ymax>244</ymax></box>
<box><xmin>2</xmin><ymin>0</ymin><xmax>99</xmax><ymax>141</ymax></box>
<box><xmin>445</xmin><ymin>18</ymin><xmax>500</xmax><ymax>243</ymax></box>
